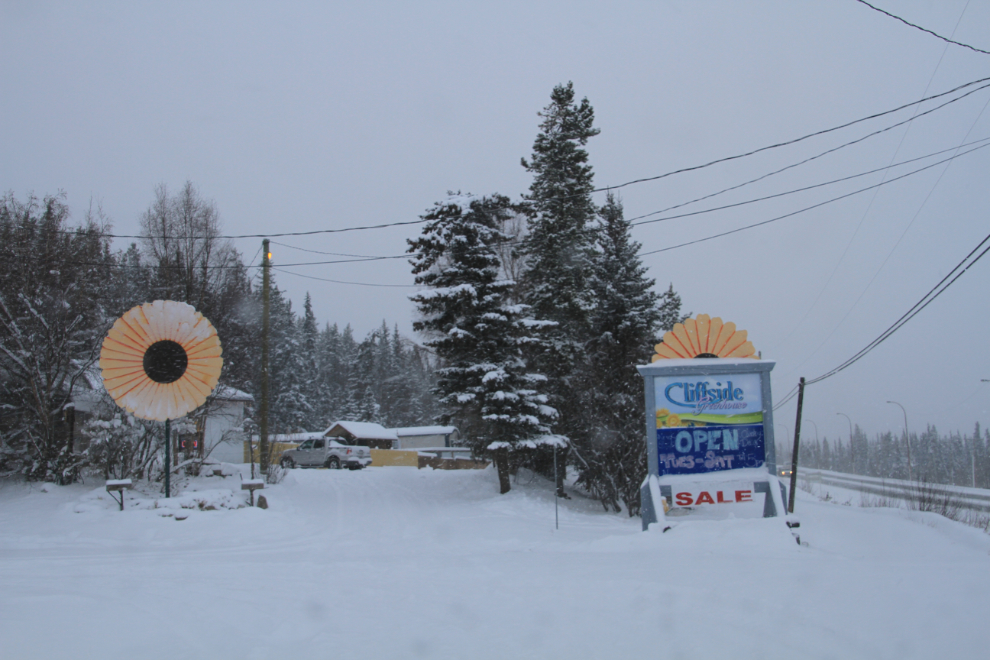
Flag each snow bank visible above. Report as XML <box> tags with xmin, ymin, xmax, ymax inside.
<box><xmin>1</xmin><ymin>467</ymin><xmax>989</xmax><ymax>659</ymax></box>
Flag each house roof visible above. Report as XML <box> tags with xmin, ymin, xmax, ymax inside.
<box><xmin>214</xmin><ymin>385</ymin><xmax>254</xmax><ymax>402</ymax></box>
<box><xmin>250</xmin><ymin>432</ymin><xmax>324</xmax><ymax>443</ymax></box>
<box><xmin>392</xmin><ymin>426</ymin><xmax>458</xmax><ymax>437</ymax></box>
<box><xmin>323</xmin><ymin>421</ymin><xmax>399</xmax><ymax>441</ymax></box>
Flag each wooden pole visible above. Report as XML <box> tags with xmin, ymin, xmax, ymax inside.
<box><xmin>260</xmin><ymin>239</ymin><xmax>271</xmax><ymax>475</ymax></box>
<box><xmin>788</xmin><ymin>377</ymin><xmax>805</xmax><ymax>514</ymax></box>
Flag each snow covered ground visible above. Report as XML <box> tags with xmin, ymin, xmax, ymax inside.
<box><xmin>1</xmin><ymin>466</ymin><xmax>988</xmax><ymax>660</ymax></box>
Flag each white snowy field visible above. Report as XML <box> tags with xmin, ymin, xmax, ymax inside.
<box><xmin>1</xmin><ymin>467</ymin><xmax>989</xmax><ymax>660</ymax></box>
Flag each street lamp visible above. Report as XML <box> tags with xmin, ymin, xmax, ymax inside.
<box><xmin>775</xmin><ymin>424</ymin><xmax>790</xmax><ymax>474</ymax></box>
<box><xmin>836</xmin><ymin>412</ymin><xmax>853</xmax><ymax>471</ymax></box>
<box><xmin>886</xmin><ymin>400</ymin><xmax>913</xmax><ymax>481</ymax></box>
<box><xmin>805</xmin><ymin>419</ymin><xmax>819</xmax><ymax>442</ymax></box>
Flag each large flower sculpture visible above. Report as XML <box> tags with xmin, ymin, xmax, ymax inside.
<box><xmin>652</xmin><ymin>314</ymin><xmax>756</xmax><ymax>361</ymax></box>
<box><xmin>99</xmin><ymin>300</ymin><xmax>223</xmax><ymax>421</ymax></box>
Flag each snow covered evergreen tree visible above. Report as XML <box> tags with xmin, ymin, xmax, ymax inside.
<box><xmin>409</xmin><ymin>193</ymin><xmax>556</xmax><ymax>493</ymax></box>
<box><xmin>575</xmin><ymin>193</ymin><xmax>663</xmax><ymax>514</ymax></box>
<box><xmin>656</xmin><ymin>283</ymin><xmax>688</xmax><ymax>337</ymax></box>
<box><xmin>296</xmin><ymin>293</ymin><xmax>325</xmax><ymax>430</ymax></box>
<box><xmin>0</xmin><ymin>193</ymin><xmax>113</xmax><ymax>481</ymax></box>
<box><xmin>518</xmin><ymin>83</ymin><xmax>602</xmax><ymax>480</ymax></box>
<box><xmin>262</xmin><ymin>282</ymin><xmax>311</xmax><ymax>433</ymax></box>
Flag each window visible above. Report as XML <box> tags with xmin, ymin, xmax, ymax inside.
<box><xmin>313</xmin><ymin>439</ymin><xmax>325</xmax><ymax>449</ymax></box>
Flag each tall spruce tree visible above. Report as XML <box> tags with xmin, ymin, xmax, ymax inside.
<box><xmin>519</xmin><ymin>81</ymin><xmax>601</xmax><ymax>485</ymax></box>
<box><xmin>409</xmin><ymin>193</ymin><xmax>556</xmax><ymax>493</ymax></box>
<box><xmin>577</xmin><ymin>193</ymin><xmax>663</xmax><ymax>514</ymax></box>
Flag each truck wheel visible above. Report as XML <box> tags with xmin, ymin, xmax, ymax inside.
<box><xmin>326</xmin><ymin>456</ymin><xmax>341</xmax><ymax>470</ymax></box>
<box><xmin>280</xmin><ymin>457</ymin><xmax>295</xmax><ymax>469</ymax></box>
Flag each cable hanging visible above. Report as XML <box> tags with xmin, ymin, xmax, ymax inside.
<box><xmin>627</xmin><ymin>83</ymin><xmax>990</xmax><ymax>223</ymax></box>
<box><xmin>639</xmin><ymin>140</ymin><xmax>990</xmax><ymax>256</ymax></box>
<box><xmin>50</xmin><ymin>76</ymin><xmax>990</xmax><ymax>242</ymax></box>
<box><xmin>856</xmin><ymin>0</ymin><xmax>990</xmax><ymax>56</ymax></box>
<box><xmin>632</xmin><ymin>136</ymin><xmax>990</xmax><ymax>228</ymax></box>
<box><xmin>806</xmin><ymin>230</ymin><xmax>990</xmax><ymax>386</ymax></box>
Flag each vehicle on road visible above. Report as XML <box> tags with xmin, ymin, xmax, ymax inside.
<box><xmin>280</xmin><ymin>437</ymin><xmax>372</xmax><ymax>470</ymax></box>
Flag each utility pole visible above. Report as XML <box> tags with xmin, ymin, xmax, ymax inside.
<box><xmin>788</xmin><ymin>377</ymin><xmax>805</xmax><ymax>514</ymax></box>
<box><xmin>886</xmin><ymin>401</ymin><xmax>912</xmax><ymax>481</ymax></box>
<box><xmin>260</xmin><ymin>239</ymin><xmax>271</xmax><ymax>475</ymax></box>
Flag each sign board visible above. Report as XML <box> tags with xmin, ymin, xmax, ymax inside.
<box><xmin>653</xmin><ymin>372</ymin><xmax>766</xmax><ymax>475</ymax></box>
<box><xmin>637</xmin><ymin>357</ymin><xmax>781</xmax><ymax>529</ymax></box>
<box><xmin>663</xmin><ymin>476</ymin><xmax>767</xmax><ymax>519</ymax></box>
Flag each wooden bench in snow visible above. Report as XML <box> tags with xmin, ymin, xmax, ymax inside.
<box><xmin>241</xmin><ymin>479</ymin><xmax>265</xmax><ymax>506</ymax></box>
<box><xmin>106</xmin><ymin>479</ymin><xmax>132</xmax><ymax>511</ymax></box>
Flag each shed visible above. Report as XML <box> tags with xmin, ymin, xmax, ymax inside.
<box><xmin>391</xmin><ymin>426</ymin><xmax>460</xmax><ymax>450</ymax></box>
<box><xmin>323</xmin><ymin>421</ymin><xmax>398</xmax><ymax>450</ymax></box>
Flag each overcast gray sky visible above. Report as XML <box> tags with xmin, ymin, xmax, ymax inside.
<box><xmin>3</xmin><ymin>1</ymin><xmax>990</xmax><ymax>443</ymax></box>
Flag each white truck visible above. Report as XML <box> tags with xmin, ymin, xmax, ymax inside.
<box><xmin>279</xmin><ymin>437</ymin><xmax>372</xmax><ymax>470</ymax></box>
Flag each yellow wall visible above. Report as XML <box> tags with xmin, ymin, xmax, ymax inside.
<box><xmin>369</xmin><ymin>449</ymin><xmax>419</xmax><ymax>467</ymax></box>
<box><xmin>242</xmin><ymin>441</ymin><xmax>299</xmax><ymax>464</ymax></box>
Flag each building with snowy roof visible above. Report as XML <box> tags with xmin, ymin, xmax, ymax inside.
<box><xmin>391</xmin><ymin>426</ymin><xmax>460</xmax><ymax>450</ymax></box>
<box><xmin>323</xmin><ymin>421</ymin><xmax>399</xmax><ymax>450</ymax></box>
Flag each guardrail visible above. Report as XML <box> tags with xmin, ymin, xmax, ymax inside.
<box><xmin>799</xmin><ymin>468</ymin><xmax>990</xmax><ymax>513</ymax></box>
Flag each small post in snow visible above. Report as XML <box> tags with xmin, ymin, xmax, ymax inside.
<box><xmin>554</xmin><ymin>444</ymin><xmax>559</xmax><ymax>530</ymax></box>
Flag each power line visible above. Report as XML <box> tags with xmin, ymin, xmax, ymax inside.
<box><xmin>52</xmin><ymin>76</ymin><xmax>990</xmax><ymax>242</ymax></box>
<box><xmin>270</xmin><ymin>266</ymin><xmax>419</xmax><ymax>288</ymax></box>
<box><xmin>80</xmin><ymin>217</ymin><xmax>432</xmax><ymax>240</ymax></box>
<box><xmin>587</xmin><ymin>74</ymin><xmax>990</xmax><ymax>196</ymax></box>
<box><xmin>63</xmin><ymin>255</ymin><xmax>403</xmax><ymax>269</ymax></box>
<box><xmin>269</xmin><ymin>240</ymin><xmax>406</xmax><ymax>259</ymax></box>
<box><xmin>627</xmin><ymin>82</ymin><xmax>990</xmax><ymax>224</ymax></box>
<box><xmin>35</xmin><ymin>139</ymin><xmax>990</xmax><ymax>274</ymax></box>
<box><xmin>57</xmin><ymin>134</ymin><xmax>990</xmax><ymax>271</ymax></box>
<box><xmin>806</xmin><ymin>230</ymin><xmax>990</xmax><ymax>385</ymax></box>
<box><xmin>638</xmin><ymin>140</ymin><xmax>990</xmax><ymax>256</ymax></box>
<box><xmin>856</xmin><ymin>0</ymin><xmax>990</xmax><ymax>56</ymax></box>
<box><xmin>773</xmin><ymin>385</ymin><xmax>801</xmax><ymax>411</ymax></box>
<box><xmin>764</xmin><ymin>8</ymin><xmax>969</xmax><ymax>360</ymax></box>
<box><xmin>631</xmin><ymin>136</ymin><xmax>990</xmax><ymax>228</ymax></box>
<box><xmin>776</xmin><ymin>79</ymin><xmax>990</xmax><ymax>379</ymax></box>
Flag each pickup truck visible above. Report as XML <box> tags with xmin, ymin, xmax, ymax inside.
<box><xmin>279</xmin><ymin>437</ymin><xmax>372</xmax><ymax>470</ymax></box>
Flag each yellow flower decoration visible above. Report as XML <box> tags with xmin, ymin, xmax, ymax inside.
<box><xmin>666</xmin><ymin>414</ymin><xmax>682</xmax><ymax>428</ymax></box>
<box><xmin>657</xmin><ymin>408</ymin><xmax>671</xmax><ymax>417</ymax></box>
<box><xmin>99</xmin><ymin>300</ymin><xmax>223</xmax><ymax>421</ymax></box>
<box><xmin>652</xmin><ymin>314</ymin><xmax>757</xmax><ymax>361</ymax></box>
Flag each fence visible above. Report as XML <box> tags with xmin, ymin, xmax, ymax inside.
<box><xmin>800</xmin><ymin>468</ymin><xmax>990</xmax><ymax>514</ymax></box>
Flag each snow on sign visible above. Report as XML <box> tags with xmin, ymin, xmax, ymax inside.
<box><xmin>637</xmin><ymin>316</ymin><xmax>785</xmax><ymax>529</ymax></box>
<box><xmin>654</xmin><ymin>372</ymin><xmax>765</xmax><ymax>475</ymax></box>
<box><xmin>99</xmin><ymin>300</ymin><xmax>223</xmax><ymax>421</ymax></box>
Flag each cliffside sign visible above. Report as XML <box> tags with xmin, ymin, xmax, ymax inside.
<box><xmin>637</xmin><ymin>315</ymin><xmax>788</xmax><ymax>530</ymax></box>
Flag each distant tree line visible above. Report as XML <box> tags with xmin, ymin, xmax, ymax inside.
<box><xmin>0</xmin><ymin>184</ymin><xmax>437</xmax><ymax>483</ymax></box>
<box><xmin>781</xmin><ymin>422</ymin><xmax>990</xmax><ymax>488</ymax></box>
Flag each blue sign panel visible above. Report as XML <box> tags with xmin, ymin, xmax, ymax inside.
<box><xmin>656</xmin><ymin>423</ymin><xmax>766</xmax><ymax>476</ymax></box>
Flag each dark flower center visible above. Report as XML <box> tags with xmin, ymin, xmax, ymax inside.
<box><xmin>143</xmin><ymin>340</ymin><xmax>188</xmax><ymax>384</ymax></box>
